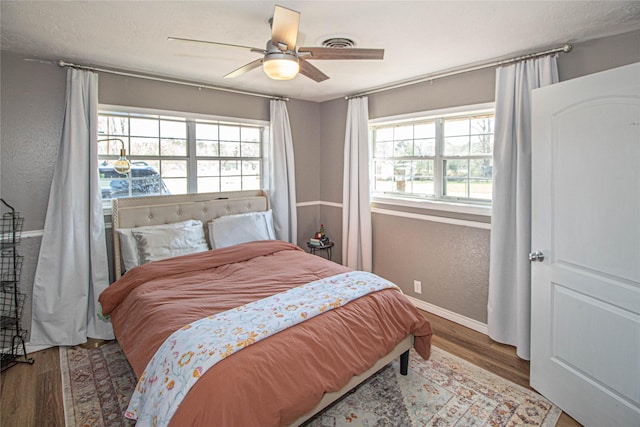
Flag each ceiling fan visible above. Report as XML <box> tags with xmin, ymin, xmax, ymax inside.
<box><xmin>168</xmin><ymin>4</ymin><xmax>384</xmax><ymax>82</ymax></box>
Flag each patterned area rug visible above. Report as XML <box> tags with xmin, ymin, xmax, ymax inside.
<box><xmin>60</xmin><ymin>342</ymin><xmax>561</xmax><ymax>426</ymax></box>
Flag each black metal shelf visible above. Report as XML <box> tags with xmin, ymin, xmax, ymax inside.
<box><xmin>0</xmin><ymin>198</ymin><xmax>33</xmax><ymax>371</ymax></box>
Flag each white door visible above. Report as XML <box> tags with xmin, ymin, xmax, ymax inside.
<box><xmin>530</xmin><ymin>62</ymin><xmax>640</xmax><ymax>427</ymax></box>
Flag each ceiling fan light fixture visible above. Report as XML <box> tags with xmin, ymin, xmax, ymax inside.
<box><xmin>263</xmin><ymin>53</ymin><xmax>299</xmax><ymax>80</ymax></box>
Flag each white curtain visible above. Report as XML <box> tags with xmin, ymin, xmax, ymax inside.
<box><xmin>488</xmin><ymin>56</ymin><xmax>558</xmax><ymax>360</ymax></box>
<box><xmin>269</xmin><ymin>99</ymin><xmax>297</xmax><ymax>244</ymax></box>
<box><xmin>342</xmin><ymin>97</ymin><xmax>372</xmax><ymax>271</ymax></box>
<box><xmin>30</xmin><ymin>68</ymin><xmax>113</xmax><ymax>345</ymax></box>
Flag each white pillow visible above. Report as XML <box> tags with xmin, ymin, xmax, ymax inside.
<box><xmin>208</xmin><ymin>210</ymin><xmax>276</xmax><ymax>249</ymax></box>
<box><xmin>132</xmin><ymin>221</ymin><xmax>209</xmax><ymax>265</ymax></box>
<box><xmin>116</xmin><ymin>220</ymin><xmax>204</xmax><ymax>270</ymax></box>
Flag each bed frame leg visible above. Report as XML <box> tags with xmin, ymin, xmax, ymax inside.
<box><xmin>400</xmin><ymin>349</ymin><xmax>409</xmax><ymax>375</ymax></box>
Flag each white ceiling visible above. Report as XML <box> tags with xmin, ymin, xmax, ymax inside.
<box><xmin>2</xmin><ymin>1</ymin><xmax>639</xmax><ymax>102</ymax></box>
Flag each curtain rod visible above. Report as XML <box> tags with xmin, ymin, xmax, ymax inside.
<box><xmin>55</xmin><ymin>60</ymin><xmax>290</xmax><ymax>102</ymax></box>
<box><xmin>346</xmin><ymin>43</ymin><xmax>572</xmax><ymax>100</ymax></box>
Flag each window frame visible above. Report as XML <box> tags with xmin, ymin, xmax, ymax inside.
<box><xmin>98</xmin><ymin>104</ymin><xmax>269</xmax><ymax>210</ymax></box>
<box><xmin>369</xmin><ymin>102</ymin><xmax>494</xmax><ymax>216</ymax></box>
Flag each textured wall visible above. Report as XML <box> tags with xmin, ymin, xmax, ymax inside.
<box><xmin>0</xmin><ymin>54</ymin><xmax>66</xmax><ymax>231</ymax></box>
<box><xmin>372</xmin><ymin>213</ymin><xmax>490</xmax><ymax>322</ymax></box>
<box><xmin>0</xmin><ymin>53</ymin><xmax>67</xmax><ymax>337</ymax></box>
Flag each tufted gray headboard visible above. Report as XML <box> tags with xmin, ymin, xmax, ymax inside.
<box><xmin>111</xmin><ymin>190</ymin><xmax>270</xmax><ymax>279</ymax></box>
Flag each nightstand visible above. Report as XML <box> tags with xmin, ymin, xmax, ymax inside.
<box><xmin>306</xmin><ymin>241</ymin><xmax>334</xmax><ymax>261</ymax></box>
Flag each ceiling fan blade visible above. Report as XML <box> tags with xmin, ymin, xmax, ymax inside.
<box><xmin>299</xmin><ymin>59</ymin><xmax>329</xmax><ymax>82</ymax></box>
<box><xmin>271</xmin><ymin>5</ymin><xmax>300</xmax><ymax>51</ymax></box>
<box><xmin>224</xmin><ymin>58</ymin><xmax>263</xmax><ymax>79</ymax></box>
<box><xmin>168</xmin><ymin>36</ymin><xmax>262</xmax><ymax>52</ymax></box>
<box><xmin>298</xmin><ymin>47</ymin><xmax>385</xmax><ymax>60</ymax></box>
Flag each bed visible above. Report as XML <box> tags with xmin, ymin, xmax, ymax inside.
<box><xmin>99</xmin><ymin>190</ymin><xmax>432</xmax><ymax>426</ymax></box>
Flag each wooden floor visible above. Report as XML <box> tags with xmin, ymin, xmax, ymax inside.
<box><xmin>1</xmin><ymin>310</ymin><xmax>581</xmax><ymax>426</ymax></box>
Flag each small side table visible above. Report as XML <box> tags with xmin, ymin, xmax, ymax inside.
<box><xmin>306</xmin><ymin>241</ymin><xmax>334</xmax><ymax>261</ymax></box>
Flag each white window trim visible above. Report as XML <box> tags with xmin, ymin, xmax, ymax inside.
<box><xmin>369</xmin><ymin>102</ymin><xmax>494</xmax><ymax>217</ymax></box>
<box><xmin>371</xmin><ymin>194</ymin><xmax>491</xmax><ymax>216</ymax></box>
<box><xmin>98</xmin><ymin>104</ymin><xmax>270</xmax><ymax>214</ymax></box>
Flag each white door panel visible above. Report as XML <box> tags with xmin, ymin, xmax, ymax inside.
<box><xmin>531</xmin><ymin>62</ymin><xmax>640</xmax><ymax>427</ymax></box>
<box><xmin>553</xmin><ymin>100</ymin><xmax>640</xmax><ymax>283</ymax></box>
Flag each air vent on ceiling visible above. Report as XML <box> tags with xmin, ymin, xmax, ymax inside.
<box><xmin>321</xmin><ymin>37</ymin><xmax>355</xmax><ymax>49</ymax></box>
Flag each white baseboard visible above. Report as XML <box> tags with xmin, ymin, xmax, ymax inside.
<box><xmin>407</xmin><ymin>295</ymin><xmax>488</xmax><ymax>335</ymax></box>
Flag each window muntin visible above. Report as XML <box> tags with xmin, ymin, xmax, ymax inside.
<box><xmin>98</xmin><ymin>110</ymin><xmax>264</xmax><ymax>202</ymax></box>
<box><xmin>372</xmin><ymin>109</ymin><xmax>494</xmax><ymax>204</ymax></box>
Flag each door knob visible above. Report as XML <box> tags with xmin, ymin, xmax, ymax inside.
<box><xmin>529</xmin><ymin>251</ymin><xmax>545</xmax><ymax>262</ymax></box>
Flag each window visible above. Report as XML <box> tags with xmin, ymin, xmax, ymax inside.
<box><xmin>371</xmin><ymin>105</ymin><xmax>494</xmax><ymax>206</ymax></box>
<box><xmin>97</xmin><ymin>107</ymin><xmax>266</xmax><ymax>203</ymax></box>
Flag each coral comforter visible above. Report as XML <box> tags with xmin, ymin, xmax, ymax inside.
<box><xmin>99</xmin><ymin>240</ymin><xmax>432</xmax><ymax>426</ymax></box>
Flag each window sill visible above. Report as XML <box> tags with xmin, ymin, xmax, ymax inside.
<box><xmin>371</xmin><ymin>195</ymin><xmax>491</xmax><ymax>217</ymax></box>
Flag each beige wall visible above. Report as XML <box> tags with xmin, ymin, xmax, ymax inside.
<box><xmin>1</xmin><ymin>29</ymin><xmax>638</xmax><ymax>336</ymax></box>
<box><xmin>318</xmin><ymin>29</ymin><xmax>640</xmax><ymax>324</ymax></box>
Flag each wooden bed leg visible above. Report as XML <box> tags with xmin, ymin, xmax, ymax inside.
<box><xmin>400</xmin><ymin>349</ymin><xmax>409</xmax><ymax>375</ymax></box>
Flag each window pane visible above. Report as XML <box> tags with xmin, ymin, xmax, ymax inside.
<box><xmin>375</xmin><ymin>127</ymin><xmax>393</xmax><ymax>142</ymax></box>
<box><xmin>444</xmin><ymin>136</ymin><xmax>470</xmax><ymax>156</ymax></box>
<box><xmin>394</xmin><ymin>140</ymin><xmax>413</xmax><ymax>157</ymax></box>
<box><xmin>197</xmin><ymin>177</ymin><xmax>220</xmax><ymax>193</ymax></box>
<box><xmin>414</xmin><ymin>139</ymin><xmax>435</xmax><ymax>156</ymax></box>
<box><xmin>393</xmin><ymin>161</ymin><xmax>411</xmax><ymax>193</ymax></box>
<box><xmin>444</xmin><ymin>117</ymin><xmax>469</xmax><ymax>136</ymax></box>
<box><xmin>130</xmin><ymin>117</ymin><xmax>159</xmax><ymax>137</ymax></box>
<box><xmin>408</xmin><ymin>160</ymin><xmax>434</xmax><ymax>196</ymax></box>
<box><xmin>414</xmin><ymin>122</ymin><xmax>435</xmax><ymax>139</ymax></box>
<box><xmin>160</xmin><ymin>120</ymin><xmax>186</xmax><ymax>139</ymax></box>
<box><xmin>196</xmin><ymin>123</ymin><xmax>218</xmax><ymax>140</ymax></box>
<box><xmin>469</xmin><ymin>159</ymin><xmax>493</xmax><ymax>200</ymax></box>
<box><xmin>469</xmin><ymin>158</ymin><xmax>493</xmax><ymax>179</ymax></box>
<box><xmin>470</xmin><ymin>179</ymin><xmax>492</xmax><ymax>200</ymax></box>
<box><xmin>109</xmin><ymin>116</ymin><xmax>128</xmax><ymax>136</ymax></box>
<box><xmin>160</xmin><ymin>138</ymin><xmax>187</xmax><ymax>156</ymax></box>
<box><xmin>161</xmin><ymin>160</ymin><xmax>187</xmax><ymax>178</ymax></box>
<box><xmin>242</xmin><ymin>160</ymin><xmax>260</xmax><ymax>175</ymax></box>
<box><xmin>242</xmin><ymin>176</ymin><xmax>261</xmax><ymax>190</ymax></box>
<box><xmin>471</xmin><ymin>115</ymin><xmax>494</xmax><ymax>135</ymax></box>
<box><xmin>196</xmin><ymin>140</ymin><xmax>219</xmax><ymax>157</ymax></box>
<box><xmin>221</xmin><ymin>176</ymin><xmax>242</xmax><ymax>192</ymax></box>
<box><xmin>98</xmin><ymin>116</ymin><xmax>108</xmax><ymax>136</ymax></box>
<box><xmin>131</xmin><ymin>137</ymin><xmax>159</xmax><ymax>156</ymax></box>
<box><xmin>444</xmin><ymin>159</ymin><xmax>469</xmax><ymax>198</ymax></box>
<box><xmin>197</xmin><ymin>160</ymin><xmax>220</xmax><ymax>176</ymax></box>
<box><xmin>394</xmin><ymin>125</ymin><xmax>413</xmax><ymax>140</ymax></box>
<box><xmin>143</xmin><ymin>160</ymin><xmax>160</xmax><ymax>171</ymax></box>
<box><xmin>99</xmin><ymin>116</ymin><xmax>128</xmax><ymax>136</ymax></box>
<box><xmin>221</xmin><ymin>160</ymin><xmax>240</xmax><ymax>176</ymax></box>
<box><xmin>241</xmin><ymin>127</ymin><xmax>261</xmax><ymax>142</ymax></box>
<box><xmin>164</xmin><ymin>178</ymin><xmax>187</xmax><ymax>195</ymax></box>
<box><xmin>220</xmin><ymin>141</ymin><xmax>240</xmax><ymax>157</ymax></box>
<box><xmin>375</xmin><ymin>140</ymin><xmax>393</xmax><ymax>158</ymax></box>
<box><xmin>470</xmin><ymin>134</ymin><xmax>493</xmax><ymax>155</ymax></box>
<box><xmin>241</xmin><ymin>142</ymin><xmax>260</xmax><ymax>157</ymax></box>
<box><xmin>373</xmin><ymin>160</ymin><xmax>395</xmax><ymax>192</ymax></box>
<box><xmin>220</xmin><ymin>125</ymin><xmax>240</xmax><ymax>141</ymax></box>
<box><xmin>97</xmin><ymin>138</ymin><xmax>123</xmax><ymax>156</ymax></box>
